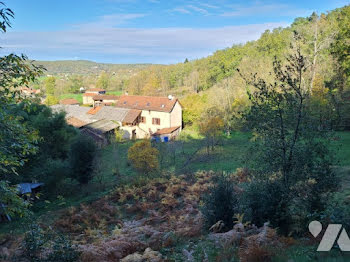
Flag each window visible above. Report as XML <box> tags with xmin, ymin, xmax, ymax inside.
<box><xmin>141</xmin><ymin>116</ymin><xmax>146</xmax><ymax>123</ymax></box>
<box><xmin>152</xmin><ymin>118</ymin><xmax>160</xmax><ymax>125</ymax></box>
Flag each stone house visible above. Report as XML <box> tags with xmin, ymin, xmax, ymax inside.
<box><xmin>83</xmin><ymin>88</ymin><xmax>106</xmax><ymax>104</ymax></box>
<box><xmin>115</xmin><ymin>95</ymin><xmax>182</xmax><ymax>139</ymax></box>
<box><xmin>51</xmin><ymin>94</ymin><xmax>183</xmax><ymax>141</ymax></box>
<box><xmin>92</xmin><ymin>94</ymin><xmax>119</xmax><ymax>107</ymax></box>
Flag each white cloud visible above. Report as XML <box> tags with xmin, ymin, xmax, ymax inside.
<box><xmin>0</xmin><ymin>22</ymin><xmax>288</xmax><ymax>63</ymax></box>
<box><xmin>72</xmin><ymin>13</ymin><xmax>147</xmax><ymax>29</ymax></box>
<box><xmin>172</xmin><ymin>7</ymin><xmax>191</xmax><ymax>14</ymax></box>
<box><xmin>221</xmin><ymin>3</ymin><xmax>311</xmax><ymax>17</ymax></box>
<box><xmin>187</xmin><ymin>5</ymin><xmax>209</xmax><ymax>15</ymax></box>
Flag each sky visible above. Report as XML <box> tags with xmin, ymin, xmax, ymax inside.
<box><xmin>0</xmin><ymin>0</ymin><xmax>348</xmax><ymax>64</ymax></box>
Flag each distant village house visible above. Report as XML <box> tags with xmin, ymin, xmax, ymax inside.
<box><xmin>51</xmin><ymin>94</ymin><xmax>183</xmax><ymax>143</ymax></box>
<box><xmin>83</xmin><ymin>88</ymin><xmax>106</xmax><ymax>105</ymax></box>
<box><xmin>59</xmin><ymin>98</ymin><xmax>79</xmax><ymax>105</ymax></box>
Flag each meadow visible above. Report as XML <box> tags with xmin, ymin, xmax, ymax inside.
<box><xmin>58</xmin><ymin>90</ymin><xmax>123</xmax><ymax>104</ymax></box>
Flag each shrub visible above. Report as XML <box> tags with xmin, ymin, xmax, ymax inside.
<box><xmin>23</xmin><ymin>223</ymin><xmax>46</xmax><ymax>262</ymax></box>
<box><xmin>242</xmin><ymin>181</ymin><xmax>285</xmax><ymax>229</ymax></box>
<box><xmin>69</xmin><ymin>134</ymin><xmax>97</xmax><ymax>184</ymax></box>
<box><xmin>201</xmin><ymin>175</ymin><xmax>238</xmax><ymax>231</ymax></box>
<box><xmin>44</xmin><ymin>95</ymin><xmax>59</xmax><ymax>106</ymax></box>
<box><xmin>23</xmin><ymin>222</ymin><xmax>79</xmax><ymax>262</ymax></box>
<box><xmin>127</xmin><ymin>140</ymin><xmax>159</xmax><ymax>175</ymax></box>
<box><xmin>45</xmin><ymin>234</ymin><xmax>80</xmax><ymax>262</ymax></box>
<box><xmin>28</xmin><ymin>158</ymin><xmax>71</xmax><ymax>197</ymax></box>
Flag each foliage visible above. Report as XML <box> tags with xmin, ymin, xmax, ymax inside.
<box><xmin>0</xmin><ymin>180</ymin><xmax>29</xmax><ymax>218</ymax></box>
<box><xmin>114</xmin><ymin>129</ymin><xmax>124</xmax><ymax>143</ymax></box>
<box><xmin>69</xmin><ymin>134</ymin><xmax>97</xmax><ymax>184</ymax></box>
<box><xmin>127</xmin><ymin>140</ymin><xmax>159</xmax><ymax>174</ymax></box>
<box><xmin>44</xmin><ymin>95</ymin><xmax>59</xmax><ymax>105</ymax></box>
<box><xmin>44</xmin><ymin>76</ymin><xmax>56</xmax><ymax>95</ymax></box>
<box><xmin>23</xmin><ymin>223</ymin><xmax>46</xmax><ymax>261</ymax></box>
<box><xmin>96</xmin><ymin>71</ymin><xmax>110</xmax><ymax>90</ymax></box>
<box><xmin>241</xmin><ymin>44</ymin><xmax>338</xmax><ymax>234</ymax></box>
<box><xmin>0</xmin><ymin>1</ymin><xmax>43</xmax><ymax>217</ymax></box>
<box><xmin>181</xmin><ymin>93</ymin><xmax>208</xmax><ymax>126</ymax></box>
<box><xmin>199</xmin><ymin>116</ymin><xmax>224</xmax><ymax>154</ymax></box>
<box><xmin>201</xmin><ymin>175</ymin><xmax>238</xmax><ymax>231</ymax></box>
<box><xmin>23</xmin><ymin>222</ymin><xmax>79</xmax><ymax>262</ymax></box>
<box><xmin>331</xmin><ymin>5</ymin><xmax>350</xmax><ymax>84</ymax></box>
<box><xmin>8</xmin><ymin>103</ymin><xmax>77</xmax><ymax>195</ymax></box>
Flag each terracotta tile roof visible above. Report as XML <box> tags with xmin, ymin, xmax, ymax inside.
<box><xmin>123</xmin><ymin>109</ymin><xmax>142</xmax><ymax>124</ymax></box>
<box><xmin>115</xmin><ymin>95</ymin><xmax>179</xmax><ymax>113</ymax></box>
<box><xmin>20</xmin><ymin>87</ymin><xmax>41</xmax><ymax>94</ymax></box>
<box><xmin>93</xmin><ymin>95</ymin><xmax>119</xmax><ymax>101</ymax></box>
<box><xmin>83</xmin><ymin>93</ymin><xmax>96</xmax><ymax>97</ymax></box>
<box><xmin>86</xmin><ymin>88</ymin><xmax>105</xmax><ymax>92</ymax></box>
<box><xmin>87</xmin><ymin>106</ymin><xmax>103</xmax><ymax>115</ymax></box>
<box><xmin>153</xmin><ymin>126</ymin><xmax>181</xmax><ymax>136</ymax></box>
<box><xmin>66</xmin><ymin>117</ymin><xmax>87</xmax><ymax>128</ymax></box>
<box><xmin>59</xmin><ymin>98</ymin><xmax>79</xmax><ymax>105</ymax></box>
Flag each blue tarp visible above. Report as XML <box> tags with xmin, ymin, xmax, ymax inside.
<box><xmin>17</xmin><ymin>183</ymin><xmax>44</xmax><ymax>194</ymax></box>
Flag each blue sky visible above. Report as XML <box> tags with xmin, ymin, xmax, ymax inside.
<box><xmin>0</xmin><ymin>0</ymin><xmax>348</xmax><ymax>64</ymax></box>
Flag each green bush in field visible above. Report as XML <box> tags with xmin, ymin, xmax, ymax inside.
<box><xmin>201</xmin><ymin>175</ymin><xmax>238</xmax><ymax>231</ymax></box>
<box><xmin>23</xmin><ymin>223</ymin><xmax>79</xmax><ymax>262</ymax></box>
<box><xmin>69</xmin><ymin>134</ymin><xmax>97</xmax><ymax>185</ymax></box>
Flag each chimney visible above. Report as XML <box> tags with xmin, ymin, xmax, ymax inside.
<box><xmin>168</xmin><ymin>95</ymin><xmax>173</xmax><ymax>100</ymax></box>
<box><xmin>125</xmin><ymin>91</ymin><xmax>129</xmax><ymax>96</ymax></box>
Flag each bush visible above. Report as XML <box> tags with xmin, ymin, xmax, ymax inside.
<box><xmin>322</xmin><ymin>190</ymin><xmax>350</xmax><ymax>229</ymax></box>
<box><xmin>69</xmin><ymin>134</ymin><xmax>97</xmax><ymax>184</ymax></box>
<box><xmin>44</xmin><ymin>95</ymin><xmax>59</xmax><ymax>106</ymax></box>
<box><xmin>201</xmin><ymin>175</ymin><xmax>238</xmax><ymax>231</ymax></box>
<box><xmin>128</xmin><ymin>140</ymin><xmax>159</xmax><ymax>175</ymax></box>
<box><xmin>242</xmin><ymin>181</ymin><xmax>285</xmax><ymax>228</ymax></box>
<box><xmin>45</xmin><ymin>234</ymin><xmax>80</xmax><ymax>262</ymax></box>
<box><xmin>23</xmin><ymin>223</ymin><xmax>79</xmax><ymax>262</ymax></box>
<box><xmin>28</xmin><ymin>158</ymin><xmax>71</xmax><ymax>197</ymax></box>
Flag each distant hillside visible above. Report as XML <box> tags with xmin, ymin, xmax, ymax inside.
<box><xmin>34</xmin><ymin>60</ymin><xmax>152</xmax><ymax>76</ymax></box>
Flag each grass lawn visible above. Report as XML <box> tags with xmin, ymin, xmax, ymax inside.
<box><xmin>59</xmin><ymin>93</ymin><xmax>83</xmax><ymax>103</ymax></box>
<box><xmin>1</xmin><ymin>129</ymin><xmax>349</xmax><ymax>237</ymax></box>
<box><xmin>58</xmin><ymin>90</ymin><xmax>123</xmax><ymax>104</ymax></box>
<box><xmin>332</xmin><ymin>131</ymin><xmax>350</xmax><ymax>166</ymax></box>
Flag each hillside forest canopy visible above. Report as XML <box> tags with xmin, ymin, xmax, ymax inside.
<box><xmin>1</xmin><ymin>1</ymin><xmax>350</xmax><ymax>262</ymax></box>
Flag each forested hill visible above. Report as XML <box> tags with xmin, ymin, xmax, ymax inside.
<box><xmin>124</xmin><ymin>5</ymin><xmax>350</xmax><ymax>99</ymax></box>
<box><xmin>33</xmin><ymin>60</ymin><xmax>152</xmax><ymax>75</ymax></box>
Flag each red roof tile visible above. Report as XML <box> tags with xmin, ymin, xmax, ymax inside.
<box><xmin>153</xmin><ymin>126</ymin><xmax>181</xmax><ymax>135</ymax></box>
<box><xmin>59</xmin><ymin>98</ymin><xmax>79</xmax><ymax>105</ymax></box>
<box><xmin>123</xmin><ymin>109</ymin><xmax>142</xmax><ymax>124</ymax></box>
<box><xmin>86</xmin><ymin>88</ymin><xmax>105</xmax><ymax>92</ymax></box>
<box><xmin>92</xmin><ymin>95</ymin><xmax>119</xmax><ymax>101</ymax></box>
<box><xmin>87</xmin><ymin>106</ymin><xmax>102</xmax><ymax>115</ymax></box>
<box><xmin>66</xmin><ymin>117</ymin><xmax>87</xmax><ymax>128</ymax></box>
<box><xmin>115</xmin><ymin>95</ymin><xmax>179</xmax><ymax>112</ymax></box>
<box><xmin>83</xmin><ymin>93</ymin><xmax>96</xmax><ymax>97</ymax></box>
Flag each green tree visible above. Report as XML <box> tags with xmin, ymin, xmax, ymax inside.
<box><xmin>331</xmin><ymin>6</ymin><xmax>350</xmax><ymax>84</ymax></box>
<box><xmin>202</xmin><ymin>175</ymin><xmax>238</xmax><ymax>231</ymax></box>
<box><xmin>69</xmin><ymin>135</ymin><xmax>96</xmax><ymax>185</ymax></box>
<box><xmin>199</xmin><ymin>116</ymin><xmax>224</xmax><ymax>155</ymax></box>
<box><xmin>0</xmin><ymin>2</ymin><xmax>43</xmax><ymax>217</ymax></box>
<box><xmin>96</xmin><ymin>71</ymin><xmax>110</xmax><ymax>90</ymax></box>
<box><xmin>128</xmin><ymin>140</ymin><xmax>159</xmax><ymax>174</ymax></box>
<box><xmin>44</xmin><ymin>95</ymin><xmax>59</xmax><ymax>105</ymax></box>
<box><xmin>67</xmin><ymin>74</ymin><xmax>83</xmax><ymax>93</ymax></box>
<box><xmin>241</xmin><ymin>45</ymin><xmax>338</xmax><ymax>234</ymax></box>
<box><xmin>11</xmin><ymin>104</ymin><xmax>77</xmax><ymax>188</ymax></box>
<box><xmin>44</xmin><ymin>76</ymin><xmax>56</xmax><ymax>95</ymax></box>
